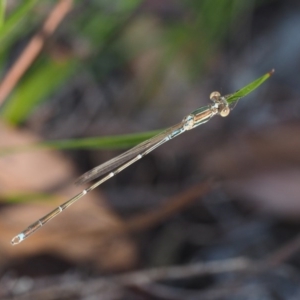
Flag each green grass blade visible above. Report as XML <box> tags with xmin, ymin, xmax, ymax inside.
<box><xmin>0</xmin><ymin>0</ymin><xmax>38</xmax><ymax>40</ymax></box>
<box><xmin>0</xmin><ymin>70</ymin><xmax>274</xmax><ymax>156</ymax></box>
<box><xmin>1</xmin><ymin>58</ymin><xmax>78</xmax><ymax>125</ymax></box>
<box><xmin>2</xmin><ymin>192</ymin><xmax>56</xmax><ymax>204</ymax></box>
<box><xmin>225</xmin><ymin>69</ymin><xmax>274</xmax><ymax>104</ymax></box>
<box><xmin>0</xmin><ymin>130</ymin><xmax>161</xmax><ymax>157</ymax></box>
<box><xmin>0</xmin><ymin>0</ymin><xmax>6</xmax><ymax>28</ymax></box>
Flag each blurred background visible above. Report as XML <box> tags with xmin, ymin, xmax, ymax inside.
<box><xmin>0</xmin><ymin>0</ymin><xmax>300</xmax><ymax>299</ymax></box>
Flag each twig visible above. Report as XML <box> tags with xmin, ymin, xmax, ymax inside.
<box><xmin>0</xmin><ymin>0</ymin><xmax>73</xmax><ymax>106</ymax></box>
<box><xmin>3</xmin><ymin>257</ymin><xmax>252</xmax><ymax>300</ymax></box>
<box><xmin>6</xmin><ymin>232</ymin><xmax>300</xmax><ymax>300</ymax></box>
<box><xmin>264</xmin><ymin>233</ymin><xmax>300</xmax><ymax>268</ymax></box>
<box><xmin>124</xmin><ymin>179</ymin><xmax>214</xmax><ymax>232</ymax></box>
<box><xmin>113</xmin><ymin>257</ymin><xmax>251</xmax><ymax>285</ymax></box>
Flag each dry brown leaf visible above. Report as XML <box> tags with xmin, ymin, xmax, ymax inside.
<box><xmin>0</xmin><ymin>122</ymin><xmax>137</xmax><ymax>271</ymax></box>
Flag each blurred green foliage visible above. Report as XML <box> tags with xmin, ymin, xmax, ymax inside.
<box><xmin>0</xmin><ymin>0</ymin><xmax>38</xmax><ymax>44</ymax></box>
<box><xmin>0</xmin><ymin>0</ymin><xmax>270</xmax><ymax>148</ymax></box>
<box><xmin>0</xmin><ymin>0</ymin><xmax>6</xmax><ymax>28</ymax></box>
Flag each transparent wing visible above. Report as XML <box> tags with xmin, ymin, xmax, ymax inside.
<box><xmin>75</xmin><ymin>122</ymin><xmax>183</xmax><ymax>185</ymax></box>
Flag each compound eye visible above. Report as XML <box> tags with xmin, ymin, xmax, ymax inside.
<box><xmin>209</xmin><ymin>91</ymin><xmax>221</xmax><ymax>102</ymax></box>
<box><xmin>220</xmin><ymin>106</ymin><xmax>230</xmax><ymax>117</ymax></box>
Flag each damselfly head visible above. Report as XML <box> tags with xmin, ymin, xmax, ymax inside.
<box><xmin>209</xmin><ymin>91</ymin><xmax>221</xmax><ymax>102</ymax></box>
<box><xmin>209</xmin><ymin>91</ymin><xmax>230</xmax><ymax>117</ymax></box>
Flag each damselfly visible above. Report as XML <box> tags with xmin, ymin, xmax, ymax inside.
<box><xmin>11</xmin><ymin>70</ymin><xmax>274</xmax><ymax>245</ymax></box>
